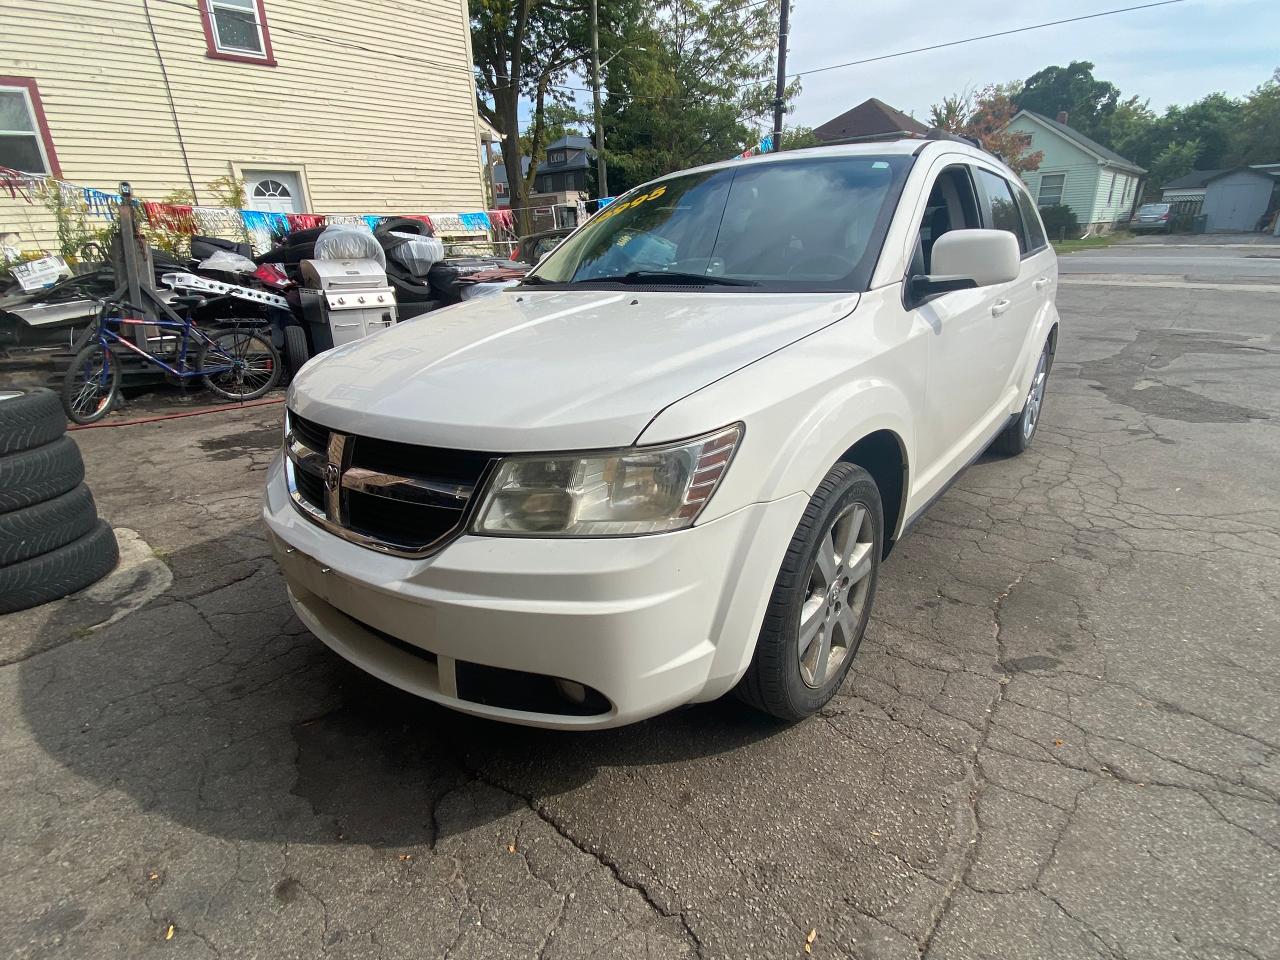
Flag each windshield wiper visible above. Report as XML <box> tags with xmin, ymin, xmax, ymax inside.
<box><xmin>518</xmin><ymin>274</ymin><xmax>552</xmax><ymax>285</ymax></box>
<box><xmin>577</xmin><ymin>270</ymin><xmax>759</xmax><ymax>287</ymax></box>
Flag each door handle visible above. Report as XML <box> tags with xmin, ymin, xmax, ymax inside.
<box><xmin>1033</xmin><ymin>278</ymin><xmax>1051</xmax><ymax>291</ymax></box>
<box><xmin>990</xmin><ymin>298</ymin><xmax>1012</xmax><ymax>317</ymax></box>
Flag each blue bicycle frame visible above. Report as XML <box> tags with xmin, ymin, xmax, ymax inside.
<box><xmin>94</xmin><ymin>310</ymin><xmax>235</xmax><ymax>379</ymax></box>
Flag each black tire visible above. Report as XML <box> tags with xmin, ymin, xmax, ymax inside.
<box><xmin>62</xmin><ymin>341</ymin><xmax>120</xmax><ymax>425</ymax></box>
<box><xmin>284</xmin><ymin>324</ymin><xmax>311</xmax><ymax>375</ymax></box>
<box><xmin>0</xmin><ymin>387</ymin><xmax>66</xmax><ymax>455</ymax></box>
<box><xmin>0</xmin><ymin>436</ymin><xmax>85</xmax><ymax>513</ymax></box>
<box><xmin>991</xmin><ymin>338</ymin><xmax>1051</xmax><ymax>456</ymax></box>
<box><xmin>199</xmin><ymin>328</ymin><xmax>282</xmax><ymax>401</ymax></box>
<box><xmin>0</xmin><ymin>483</ymin><xmax>98</xmax><ymax>567</ymax></box>
<box><xmin>0</xmin><ymin>519</ymin><xmax>119</xmax><ymax>614</ymax></box>
<box><xmin>736</xmin><ymin>463</ymin><xmax>883</xmax><ymax>720</ymax></box>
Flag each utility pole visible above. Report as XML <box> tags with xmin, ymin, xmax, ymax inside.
<box><xmin>590</xmin><ymin>0</ymin><xmax>608</xmax><ymax>198</ymax></box>
<box><xmin>772</xmin><ymin>0</ymin><xmax>790</xmax><ymax>151</ymax></box>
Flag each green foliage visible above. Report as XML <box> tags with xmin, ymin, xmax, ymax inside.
<box><xmin>780</xmin><ymin>126</ymin><xmax>821</xmax><ymax>151</ymax></box>
<box><xmin>1231</xmin><ymin>68</ymin><xmax>1280</xmax><ymax>166</ymax></box>
<box><xmin>1037</xmin><ymin>204</ymin><xmax>1080</xmax><ymax>241</ymax></box>
<box><xmin>1147</xmin><ymin>140</ymin><xmax>1201</xmax><ymax>195</ymax></box>
<box><xmin>142</xmin><ymin>187</ymin><xmax>196</xmax><ymax>259</ymax></box>
<box><xmin>1016</xmin><ymin>61</ymin><xmax>1119</xmax><ymax>139</ymax></box>
<box><xmin>38</xmin><ymin>187</ymin><xmax>114</xmax><ymax>263</ymax></box>
<box><xmin>600</xmin><ymin>0</ymin><xmax>793</xmax><ymax>194</ymax></box>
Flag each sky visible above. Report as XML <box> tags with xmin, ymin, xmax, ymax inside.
<box><xmin>782</xmin><ymin>0</ymin><xmax>1279</xmax><ymax>129</ymax></box>
<box><xmin>540</xmin><ymin>0</ymin><xmax>1279</xmax><ymax>141</ymax></box>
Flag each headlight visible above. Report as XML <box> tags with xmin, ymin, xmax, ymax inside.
<box><xmin>472</xmin><ymin>424</ymin><xmax>742</xmax><ymax>537</ymax></box>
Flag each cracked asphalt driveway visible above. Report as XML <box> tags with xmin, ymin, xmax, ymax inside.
<box><xmin>2</xmin><ymin>277</ymin><xmax>1278</xmax><ymax>960</ymax></box>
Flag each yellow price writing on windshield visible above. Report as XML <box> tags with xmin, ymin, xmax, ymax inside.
<box><xmin>596</xmin><ymin>185</ymin><xmax>667</xmax><ymax>222</ymax></box>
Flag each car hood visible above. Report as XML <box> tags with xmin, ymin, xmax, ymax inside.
<box><xmin>289</xmin><ymin>288</ymin><xmax>859</xmax><ymax>451</ymax></box>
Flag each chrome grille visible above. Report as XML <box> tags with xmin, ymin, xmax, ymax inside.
<box><xmin>284</xmin><ymin>411</ymin><xmax>497</xmax><ymax>557</ymax></box>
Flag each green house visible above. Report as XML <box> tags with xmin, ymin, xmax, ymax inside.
<box><xmin>1005</xmin><ymin>110</ymin><xmax>1146</xmax><ymax>235</ymax></box>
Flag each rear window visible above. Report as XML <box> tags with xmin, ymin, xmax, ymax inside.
<box><xmin>527</xmin><ymin>154</ymin><xmax>914</xmax><ymax>292</ymax></box>
<box><xmin>1138</xmin><ymin>203</ymin><xmax>1170</xmax><ymax>215</ymax></box>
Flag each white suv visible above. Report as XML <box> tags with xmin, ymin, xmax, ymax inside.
<box><xmin>263</xmin><ymin>138</ymin><xmax>1059</xmax><ymax>729</ymax></box>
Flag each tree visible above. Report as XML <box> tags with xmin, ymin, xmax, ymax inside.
<box><xmin>472</xmin><ymin>0</ymin><xmax>636</xmax><ymax>231</ymax></box>
<box><xmin>1147</xmin><ymin>140</ymin><xmax>1201</xmax><ymax>194</ymax></box>
<box><xmin>1161</xmin><ymin>92</ymin><xmax>1243</xmax><ymax>170</ymax></box>
<box><xmin>521</xmin><ymin>102</ymin><xmax>588</xmax><ymax>158</ymax></box>
<box><xmin>1016</xmin><ymin>61</ymin><xmax>1119</xmax><ymax>139</ymax></box>
<box><xmin>1232</xmin><ymin>68</ymin><xmax>1280</xmax><ymax>165</ymax></box>
<box><xmin>929</xmin><ymin>83</ymin><xmax>1044</xmax><ymax>173</ymax></box>
<box><xmin>1098</xmin><ymin>95</ymin><xmax>1161</xmax><ymax>169</ymax></box>
<box><xmin>600</xmin><ymin>0</ymin><xmax>793</xmax><ymax>194</ymax></box>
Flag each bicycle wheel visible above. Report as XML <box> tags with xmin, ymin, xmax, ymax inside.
<box><xmin>61</xmin><ymin>341</ymin><xmax>120</xmax><ymax>425</ymax></box>
<box><xmin>197</xmin><ymin>328</ymin><xmax>281</xmax><ymax>401</ymax></box>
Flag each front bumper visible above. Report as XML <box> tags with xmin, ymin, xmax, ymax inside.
<box><xmin>263</xmin><ymin>453</ymin><xmax>806</xmax><ymax>729</ymax></box>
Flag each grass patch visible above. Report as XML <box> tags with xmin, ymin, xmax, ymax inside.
<box><xmin>1052</xmin><ymin>230</ymin><xmax>1136</xmax><ymax>254</ymax></box>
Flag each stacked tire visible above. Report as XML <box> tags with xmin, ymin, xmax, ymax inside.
<box><xmin>0</xmin><ymin>387</ymin><xmax>119</xmax><ymax>614</ymax></box>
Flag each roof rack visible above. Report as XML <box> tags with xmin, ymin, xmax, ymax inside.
<box><xmin>923</xmin><ymin>128</ymin><xmax>984</xmax><ymax>150</ymax></box>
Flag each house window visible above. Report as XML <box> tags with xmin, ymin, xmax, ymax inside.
<box><xmin>548</xmin><ymin>151</ymin><xmax>566</xmax><ymax>164</ymax></box>
<box><xmin>0</xmin><ymin>77</ymin><xmax>60</xmax><ymax>176</ymax></box>
<box><xmin>1106</xmin><ymin>173</ymin><xmax>1116</xmax><ymax>205</ymax></box>
<box><xmin>201</xmin><ymin>0</ymin><xmax>276</xmax><ymax>65</ymax></box>
<box><xmin>1038</xmin><ymin>173</ymin><xmax>1066</xmax><ymax>207</ymax></box>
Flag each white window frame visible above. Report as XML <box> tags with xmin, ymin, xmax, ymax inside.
<box><xmin>0</xmin><ymin>84</ymin><xmax>51</xmax><ymax>175</ymax></box>
<box><xmin>207</xmin><ymin>0</ymin><xmax>267</xmax><ymax>57</ymax></box>
<box><xmin>1038</xmin><ymin>173</ymin><xmax>1066</xmax><ymax>207</ymax></box>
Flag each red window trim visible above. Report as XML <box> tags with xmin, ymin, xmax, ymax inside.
<box><xmin>0</xmin><ymin>76</ymin><xmax>62</xmax><ymax>178</ymax></box>
<box><xmin>198</xmin><ymin>0</ymin><xmax>277</xmax><ymax>67</ymax></box>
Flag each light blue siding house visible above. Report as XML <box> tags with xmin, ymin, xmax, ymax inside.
<box><xmin>1005</xmin><ymin>110</ymin><xmax>1146</xmax><ymax>235</ymax></box>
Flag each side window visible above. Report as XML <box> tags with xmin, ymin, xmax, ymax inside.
<box><xmin>911</xmin><ymin>165</ymin><xmax>982</xmax><ymax>275</ymax></box>
<box><xmin>1013</xmin><ymin>186</ymin><xmax>1049</xmax><ymax>252</ymax></box>
<box><xmin>974</xmin><ymin>167</ymin><xmax>1027</xmax><ymax>254</ymax></box>
<box><xmin>1037</xmin><ymin>173</ymin><xmax>1065</xmax><ymax>207</ymax></box>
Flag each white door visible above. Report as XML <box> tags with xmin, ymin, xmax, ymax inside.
<box><xmin>243</xmin><ymin>171</ymin><xmax>305</xmax><ymax>214</ymax></box>
<box><xmin>909</xmin><ymin>162</ymin><xmax>997</xmax><ymax>489</ymax></box>
<box><xmin>972</xmin><ymin>166</ymin><xmax>1040</xmax><ymax>408</ymax></box>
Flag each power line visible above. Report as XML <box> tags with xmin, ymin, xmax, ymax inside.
<box><xmin>771</xmin><ymin>0</ymin><xmax>1191</xmax><ymax>85</ymax></box>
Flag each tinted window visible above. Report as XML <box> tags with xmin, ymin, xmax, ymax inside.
<box><xmin>975</xmin><ymin>168</ymin><xmax>1026</xmax><ymax>253</ymax></box>
<box><xmin>1013</xmin><ymin>185</ymin><xmax>1048</xmax><ymax>252</ymax></box>
<box><xmin>529</xmin><ymin>155</ymin><xmax>913</xmax><ymax>292</ymax></box>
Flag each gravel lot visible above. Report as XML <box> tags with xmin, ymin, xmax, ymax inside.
<box><xmin>2</xmin><ymin>263</ymin><xmax>1277</xmax><ymax>960</ymax></box>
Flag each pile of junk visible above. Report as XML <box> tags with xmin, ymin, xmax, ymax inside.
<box><xmin>0</xmin><ymin>218</ymin><xmax>529</xmax><ymax>377</ymax></box>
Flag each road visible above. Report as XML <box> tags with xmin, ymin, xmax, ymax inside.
<box><xmin>2</xmin><ymin>273</ymin><xmax>1278</xmax><ymax>960</ymax></box>
<box><xmin>1058</xmin><ymin>240</ymin><xmax>1280</xmax><ymax>281</ymax></box>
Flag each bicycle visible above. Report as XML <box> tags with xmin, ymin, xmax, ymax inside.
<box><xmin>62</xmin><ymin>296</ymin><xmax>282</xmax><ymax>425</ymax></box>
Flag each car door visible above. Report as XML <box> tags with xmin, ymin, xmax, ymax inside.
<box><xmin>971</xmin><ymin>166</ymin><xmax>1041</xmax><ymax>414</ymax></box>
<box><xmin>905</xmin><ymin>161</ymin><xmax>1003</xmax><ymax>495</ymax></box>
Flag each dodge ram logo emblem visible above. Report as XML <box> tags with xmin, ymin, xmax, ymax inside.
<box><xmin>322</xmin><ymin>462</ymin><xmax>341</xmax><ymax>492</ymax></box>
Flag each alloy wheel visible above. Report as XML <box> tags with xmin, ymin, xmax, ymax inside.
<box><xmin>798</xmin><ymin>501</ymin><xmax>876</xmax><ymax>688</ymax></box>
<box><xmin>1022</xmin><ymin>350</ymin><xmax>1048</xmax><ymax>440</ymax></box>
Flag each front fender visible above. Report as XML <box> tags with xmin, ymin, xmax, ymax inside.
<box><xmin>638</xmin><ymin>294</ymin><xmax>925</xmax><ymax>533</ymax></box>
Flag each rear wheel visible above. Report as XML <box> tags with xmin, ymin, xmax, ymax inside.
<box><xmin>61</xmin><ymin>341</ymin><xmax>119</xmax><ymax>425</ymax></box>
<box><xmin>198</xmin><ymin>328</ymin><xmax>281</xmax><ymax>401</ymax></box>
<box><xmin>991</xmin><ymin>338</ymin><xmax>1050</xmax><ymax>456</ymax></box>
<box><xmin>737</xmin><ymin>462</ymin><xmax>882</xmax><ymax>720</ymax></box>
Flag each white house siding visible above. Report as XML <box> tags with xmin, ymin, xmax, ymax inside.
<box><xmin>1</xmin><ymin>0</ymin><xmax>487</xmax><ymax>254</ymax></box>
<box><xmin>1089</xmin><ymin>168</ymin><xmax>1139</xmax><ymax>226</ymax></box>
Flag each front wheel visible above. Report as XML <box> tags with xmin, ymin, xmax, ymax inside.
<box><xmin>62</xmin><ymin>341</ymin><xmax>120</xmax><ymax>425</ymax></box>
<box><xmin>736</xmin><ymin>462</ymin><xmax>882</xmax><ymax>720</ymax></box>
<box><xmin>198</xmin><ymin>328</ymin><xmax>281</xmax><ymax>401</ymax></box>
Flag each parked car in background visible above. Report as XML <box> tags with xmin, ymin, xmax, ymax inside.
<box><xmin>265</xmin><ymin>138</ymin><xmax>1060</xmax><ymax>730</ymax></box>
<box><xmin>1130</xmin><ymin>202</ymin><xmax>1173</xmax><ymax>233</ymax></box>
<box><xmin>511</xmin><ymin>228</ymin><xmax>573</xmax><ymax>266</ymax></box>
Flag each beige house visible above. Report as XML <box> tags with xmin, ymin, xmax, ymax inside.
<box><xmin>1</xmin><ymin>0</ymin><xmax>490</xmax><ymax>254</ymax></box>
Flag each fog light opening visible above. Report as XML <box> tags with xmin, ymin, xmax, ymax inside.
<box><xmin>554</xmin><ymin>678</ymin><xmax>588</xmax><ymax>706</ymax></box>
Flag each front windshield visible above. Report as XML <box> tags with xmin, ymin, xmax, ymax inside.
<box><xmin>528</xmin><ymin>154</ymin><xmax>913</xmax><ymax>292</ymax></box>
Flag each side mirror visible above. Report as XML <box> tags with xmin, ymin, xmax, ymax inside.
<box><xmin>909</xmin><ymin>229</ymin><xmax>1020</xmax><ymax>302</ymax></box>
